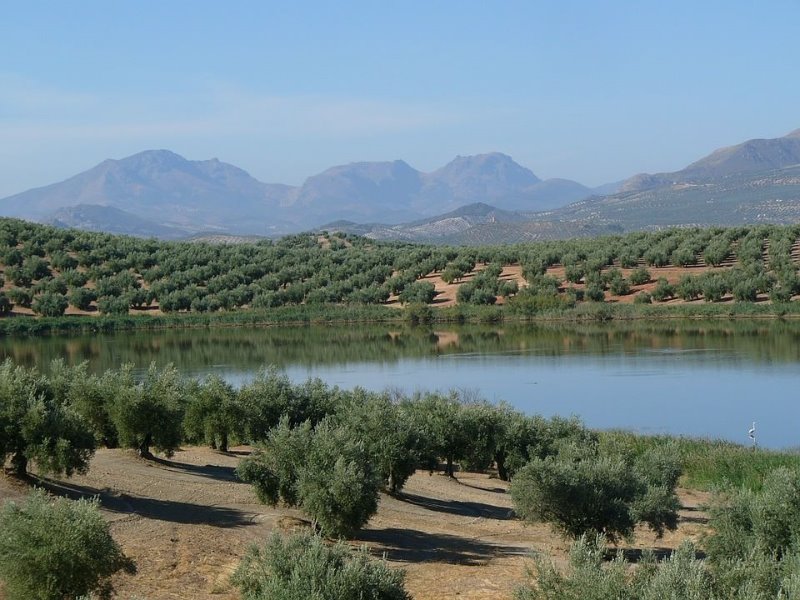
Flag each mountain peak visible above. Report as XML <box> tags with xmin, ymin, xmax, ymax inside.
<box><xmin>433</xmin><ymin>153</ymin><xmax>540</xmax><ymax>187</ymax></box>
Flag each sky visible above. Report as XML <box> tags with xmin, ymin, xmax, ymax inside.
<box><xmin>1</xmin><ymin>1</ymin><xmax>799</xmax><ymax>197</ymax></box>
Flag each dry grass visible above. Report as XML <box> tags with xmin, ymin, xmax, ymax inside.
<box><xmin>1</xmin><ymin>447</ymin><xmax>709</xmax><ymax>600</ymax></box>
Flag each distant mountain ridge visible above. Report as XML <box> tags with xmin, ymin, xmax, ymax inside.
<box><xmin>621</xmin><ymin>129</ymin><xmax>800</xmax><ymax>192</ymax></box>
<box><xmin>0</xmin><ymin>151</ymin><xmax>598</xmax><ymax>237</ymax></box>
<box><xmin>3</xmin><ymin>128</ymin><xmax>800</xmax><ymax>243</ymax></box>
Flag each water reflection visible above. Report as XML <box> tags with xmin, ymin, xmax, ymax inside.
<box><xmin>1</xmin><ymin>320</ymin><xmax>798</xmax><ymax>448</ymax></box>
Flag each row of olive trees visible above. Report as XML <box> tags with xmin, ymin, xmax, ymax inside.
<box><xmin>3</xmin><ymin>218</ymin><xmax>800</xmax><ymax>319</ymax></box>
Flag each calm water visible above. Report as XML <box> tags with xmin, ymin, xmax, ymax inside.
<box><xmin>2</xmin><ymin>320</ymin><xmax>799</xmax><ymax>448</ymax></box>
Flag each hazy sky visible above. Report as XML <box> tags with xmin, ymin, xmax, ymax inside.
<box><xmin>1</xmin><ymin>1</ymin><xmax>799</xmax><ymax>197</ymax></box>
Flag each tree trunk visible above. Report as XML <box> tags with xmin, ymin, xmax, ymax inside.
<box><xmin>495</xmin><ymin>452</ymin><xmax>509</xmax><ymax>481</ymax></box>
<box><xmin>446</xmin><ymin>455</ymin><xmax>454</xmax><ymax>478</ymax></box>
<box><xmin>11</xmin><ymin>452</ymin><xmax>27</xmax><ymax>477</ymax></box>
<box><xmin>220</xmin><ymin>432</ymin><xmax>228</xmax><ymax>453</ymax></box>
<box><xmin>138</xmin><ymin>433</ymin><xmax>153</xmax><ymax>459</ymax></box>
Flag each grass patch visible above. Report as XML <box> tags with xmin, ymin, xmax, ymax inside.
<box><xmin>599</xmin><ymin>430</ymin><xmax>800</xmax><ymax>491</ymax></box>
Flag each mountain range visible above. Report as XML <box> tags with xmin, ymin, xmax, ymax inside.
<box><xmin>1</xmin><ymin>129</ymin><xmax>799</xmax><ymax>242</ymax></box>
<box><xmin>0</xmin><ymin>151</ymin><xmax>605</xmax><ymax>239</ymax></box>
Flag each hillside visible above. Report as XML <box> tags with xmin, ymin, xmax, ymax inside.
<box><xmin>0</xmin><ymin>152</ymin><xmax>593</xmax><ymax>238</ymax></box>
<box><xmin>2</xmin><ymin>218</ymin><xmax>800</xmax><ymax>330</ymax></box>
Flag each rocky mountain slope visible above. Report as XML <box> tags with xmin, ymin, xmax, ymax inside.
<box><xmin>0</xmin><ymin>151</ymin><xmax>594</xmax><ymax>237</ymax></box>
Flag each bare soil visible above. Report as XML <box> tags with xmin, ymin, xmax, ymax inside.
<box><xmin>0</xmin><ymin>447</ymin><xmax>709</xmax><ymax>600</ymax></box>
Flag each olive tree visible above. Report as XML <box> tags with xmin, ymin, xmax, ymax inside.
<box><xmin>109</xmin><ymin>363</ymin><xmax>184</xmax><ymax>458</ymax></box>
<box><xmin>232</xmin><ymin>532</ymin><xmax>410</xmax><ymax>600</ymax></box>
<box><xmin>237</xmin><ymin>418</ymin><xmax>380</xmax><ymax>538</ymax></box>
<box><xmin>0</xmin><ymin>361</ymin><xmax>95</xmax><ymax>477</ymax></box>
<box><xmin>333</xmin><ymin>390</ymin><xmax>421</xmax><ymax>493</ymax></box>
<box><xmin>0</xmin><ymin>490</ymin><xmax>135</xmax><ymax>600</ymax></box>
<box><xmin>184</xmin><ymin>375</ymin><xmax>244</xmax><ymax>452</ymax></box>
<box><xmin>510</xmin><ymin>443</ymin><xmax>679</xmax><ymax>542</ymax></box>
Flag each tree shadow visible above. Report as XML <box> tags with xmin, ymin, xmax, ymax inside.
<box><xmin>611</xmin><ymin>547</ymin><xmax>707</xmax><ymax>563</ymax></box>
<box><xmin>356</xmin><ymin>527</ymin><xmax>528</xmax><ymax>564</ymax></box>
<box><xmin>679</xmin><ymin>504</ymin><xmax>709</xmax><ymax>524</ymax></box>
<box><xmin>33</xmin><ymin>477</ymin><xmax>256</xmax><ymax>528</ymax></box>
<box><xmin>148</xmin><ymin>456</ymin><xmax>239</xmax><ymax>482</ymax></box>
<box><xmin>456</xmin><ymin>479</ymin><xmax>507</xmax><ymax>494</ymax></box>
<box><xmin>398</xmin><ymin>491</ymin><xmax>514</xmax><ymax>520</ymax></box>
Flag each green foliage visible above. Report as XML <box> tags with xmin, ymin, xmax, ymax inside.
<box><xmin>238</xmin><ymin>418</ymin><xmax>380</xmax><ymax>538</ymax></box>
<box><xmin>510</xmin><ymin>441</ymin><xmax>680</xmax><ymax>542</ymax></box>
<box><xmin>68</xmin><ymin>287</ymin><xmax>97</xmax><ymax>311</ymax></box>
<box><xmin>334</xmin><ymin>391</ymin><xmax>420</xmax><ymax>493</ymax></box>
<box><xmin>5</xmin><ymin>287</ymin><xmax>32</xmax><ymax>308</ymax></box>
<box><xmin>237</xmin><ymin>417</ymin><xmax>313</xmax><ymax>506</ymax></box>
<box><xmin>677</xmin><ymin>275</ymin><xmax>703</xmax><ymax>301</ymax></box>
<box><xmin>0</xmin><ymin>292</ymin><xmax>11</xmax><ymax>315</ymax></box>
<box><xmin>97</xmin><ymin>295</ymin><xmax>130</xmax><ymax>315</ymax></box>
<box><xmin>629</xmin><ymin>266</ymin><xmax>652</xmax><ymax>286</ymax></box>
<box><xmin>0</xmin><ymin>490</ymin><xmax>135</xmax><ymax>600</ymax></box>
<box><xmin>297</xmin><ymin>420</ymin><xmax>381</xmax><ymax>538</ymax></box>
<box><xmin>585</xmin><ymin>284</ymin><xmax>605</xmax><ymax>302</ymax></box>
<box><xmin>398</xmin><ymin>281</ymin><xmax>436</xmax><ymax>304</ymax></box>
<box><xmin>515</xmin><ymin>535</ymin><xmax>713</xmax><ymax>600</ymax></box>
<box><xmin>184</xmin><ymin>375</ymin><xmax>244</xmax><ymax>452</ymax></box>
<box><xmin>706</xmin><ymin>467</ymin><xmax>800</xmax><ymax>563</ymax></box>
<box><xmin>31</xmin><ymin>292</ymin><xmax>68</xmax><ymax>317</ymax></box>
<box><xmin>506</xmin><ymin>290</ymin><xmax>574</xmax><ymax>316</ymax></box>
<box><xmin>232</xmin><ymin>532</ymin><xmax>410</xmax><ymax>600</ymax></box>
<box><xmin>404</xmin><ymin>392</ymin><xmax>474</xmax><ymax>476</ymax></box>
<box><xmin>0</xmin><ymin>360</ymin><xmax>95</xmax><ymax>476</ymax></box>
<box><xmin>109</xmin><ymin>363</ymin><xmax>185</xmax><ymax>457</ymax></box>
<box><xmin>651</xmin><ymin>277</ymin><xmax>675</xmax><ymax>302</ymax></box>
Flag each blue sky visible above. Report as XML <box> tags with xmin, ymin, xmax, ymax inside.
<box><xmin>1</xmin><ymin>1</ymin><xmax>798</xmax><ymax>197</ymax></box>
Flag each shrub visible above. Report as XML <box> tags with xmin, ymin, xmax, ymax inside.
<box><xmin>237</xmin><ymin>418</ymin><xmax>313</xmax><ymax>506</ymax></box>
<box><xmin>334</xmin><ymin>392</ymin><xmax>420</xmax><ymax>493</ymax></box>
<box><xmin>5</xmin><ymin>288</ymin><xmax>32</xmax><ymax>308</ymax></box>
<box><xmin>651</xmin><ymin>277</ymin><xmax>675</xmax><ymax>302</ymax></box>
<box><xmin>0</xmin><ymin>292</ymin><xmax>10</xmax><ymax>315</ymax></box>
<box><xmin>0</xmin><ymin>490</ymin><xmax>135</xmax><ymax>600</ymax></box>
<box><xmin>633</xmin><ymin>291</ymin><xmax>652</xmax><ymax>304</ymax></box>
<box><xmin>701</xmin><ymin>274</ymin><xmax>728</xmax><ymax>302</ymax></box>
<box><xmin>608</xmin><ymin>276</ymin><xmax>631</xmax><ymax>296</ymax></box>
<box><xmin>184</xmin><ymin>375</ymin><xmax>244</xmax><ymax>452</ymax></box>
<box><xmin>97</xmin><ymin>295</ymin><xmax>129</xmax><ymax>315</ymax></box>
<box><xmin>677</xmin><ymin>275</ymin><xmax>702</xmax><ymax>301</ymax></box>
<box><xmin>514</xmin><ymin>535</ymin><xmax>712</xmax><ymax>600</ymax></box>
<box><xmin>628</xmin><ymin>266</ymin><xmax>651</xmax><ymax>286</ymax></box>
<box><xmin>564</xmin><ymin>264</ymin><xmax>585</xmax><ymax>284</ymax></box>
<box><xmin>69</xmin><ymin>287</ymin><xmax>97</xmax><ymax>311</ymax></box>
<box><xmin>232</xmin><ymin>532</ymin><xmax>410</xmax><ymax>600</ymax></box>
<box><xmin>31</xmin><ymin>292</ymin><xmax>68</xmax><ymax>317</ymax></box>
<box><xmin>705</xmin><ymin>466</ymin><xmax>800</xmax><ymax>563</ymax></box>
<box><xmin>510</xmin><ymin>443</ymin><xmax>679</xmax><ymax>542</ymax></box>
<box><xmin>398</xmin><ymin>281</ymin><xmax>436</xmax><ymax>304</ymax></box>
<box><xmin>585</xmin><ymin>284</ymin><xmax>605</xmax><ymax>302</ymax></box>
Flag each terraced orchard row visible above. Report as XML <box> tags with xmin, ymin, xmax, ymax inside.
<box><xmin>1</xmin><ymin>218</ymin><xmax>800</xmax><ymax>318</ymax></box>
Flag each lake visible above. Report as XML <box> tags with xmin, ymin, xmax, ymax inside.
<box><xmin>1</xmin><ymin>319</ymin><xmax>799</xmax><ymax>449</ymax></box>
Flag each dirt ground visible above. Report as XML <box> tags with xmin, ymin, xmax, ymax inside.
<box><xmin>0</xmin><ymin>447</ymin><xmax>709</xmax><ymax>600</ymax></box>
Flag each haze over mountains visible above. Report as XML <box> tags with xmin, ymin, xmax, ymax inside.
<box><xmin>1</xmin><ymin>129</ymin><xmax>800</xmax><ymax>243</ymax></box>
<box><xmin>0</xmin><ymin>151</ymin><xmax>601</xmax><ymax>239</ymax></box>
